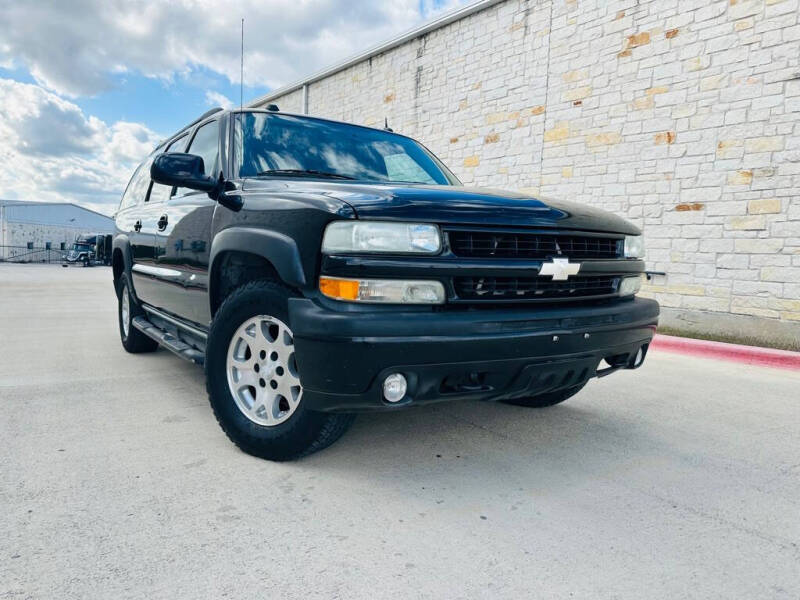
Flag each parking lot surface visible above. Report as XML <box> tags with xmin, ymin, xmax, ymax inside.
<box><xmin>2</xmin><ymin>264</ymin><xmax>799</xmax><ymax>599</ymax></box>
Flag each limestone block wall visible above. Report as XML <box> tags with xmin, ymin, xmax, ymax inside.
<box><xmin>259</xmin><ymin>0</ymin><xmax>800</xmax><ymax>325</ymax></box>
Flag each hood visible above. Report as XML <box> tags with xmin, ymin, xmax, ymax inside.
<box><xmin>241</xmin><ymin>180</ymin><xmax>640</xmax><ymax>235</ymax></box>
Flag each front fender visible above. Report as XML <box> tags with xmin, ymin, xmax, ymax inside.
<box><xmin>209</xmin><ymin>227</ymin><xmax>308</xmax><ymax>291</ymax></box>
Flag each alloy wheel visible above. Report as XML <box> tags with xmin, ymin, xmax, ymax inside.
<box><xmin>121</xmin><ymin>283</ymin><xmax>130</xmax><ymax>338</ymax></box>
<box><xmin>225</xmin><ymin>315</ymin><xmax>302</xmax><ymax>426</ymax></box>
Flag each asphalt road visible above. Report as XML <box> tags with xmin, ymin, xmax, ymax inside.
<box><xmin>1</xmin><ymin>264</ymin><xmax>799</xmax><ymax>599</ymax></box>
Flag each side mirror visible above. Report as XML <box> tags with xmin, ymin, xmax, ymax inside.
<box><xmin>151</xmin><ymin>153</ymin><xmax>218</xmax><ymax>196</ymax></box>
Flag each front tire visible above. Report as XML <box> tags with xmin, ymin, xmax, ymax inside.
<box><xmin>205</xmin><ymin>280</ymin><xmax>355</xmax><ymax>461</ymax></box>
<box><xmin>501</xmin><ymin>382</ymin><xmax>586</xmax><ymax>408</ymax></box>
<box><xmin>117</xmin><ymin>273</ymin><xmax>159</xmax><ymax>354</ymax></box>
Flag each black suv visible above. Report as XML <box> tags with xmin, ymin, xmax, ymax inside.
<box><xmin>112</xmin><ymin>107</ymin><xmax>659</xmax><ymax>461</ymax></box>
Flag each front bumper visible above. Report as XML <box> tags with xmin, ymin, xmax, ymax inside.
<box><xmin>289</xmin><ymin>297</ymin><xmax>659</xmax><ymax>412</ymax></box>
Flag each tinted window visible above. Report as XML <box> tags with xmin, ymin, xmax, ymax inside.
<box><xmin>148</xmin><ymin>134</ymin><xmax>188</xmax><ymax>203</ymax></box>
<box><xmin>187</xmin><ymin>121</ymin><xmax>220</xmax><ymax>176</ymax></box>
<box><xmin>119</xmin><ymin>159</ymin><xmax>152</xmax><ymax>210</ymax></box>
<box><xmin>167</xmin><ymin>135</ymin><xmax>188</xmax><ymax>153</ymax></box>
<box><xmin>233</xmin><ymin>112</ymin><xmax>456</xmax><ymax>185</ymax></box>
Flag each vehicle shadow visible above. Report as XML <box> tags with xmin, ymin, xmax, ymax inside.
<box><xmin>299</xmin><ymin>394</ymin><xmax>658</xmax><ymax>497</ymax></box>
<box><xmin>149</xmin><ymin>346</ymin><xmax>660</xmax><ymax>500</ymax></box>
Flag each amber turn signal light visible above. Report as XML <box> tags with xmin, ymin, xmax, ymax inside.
<box><xmin>319</xmin><ymin>276</ymin><xmax>361</xmax><ymax>301</ymax></box>
<box><xmin>318</xmin><ymin>276</ymin><xmax>445</xmax><ymax>304</ymax></box>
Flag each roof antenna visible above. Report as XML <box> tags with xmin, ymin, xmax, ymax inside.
<box><xmin>240</xmin><ymin>18</ymin><xmax>244</xmax><ymax>110</ymax></box>
<box><xmin>384</xmin><ymin>117</ymin><xmax>393</xmax><ymax>132</ymax></box>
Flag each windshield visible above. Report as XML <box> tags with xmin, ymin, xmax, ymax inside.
<box><xmin>72</xmin><ymin>243</ymin><xmax>92</xmax><ymax>251</ymax></box>
<box><xmin>234</xmin><ymin>112</ymin><xmax>457</xmax><ymax>185</ymax></box>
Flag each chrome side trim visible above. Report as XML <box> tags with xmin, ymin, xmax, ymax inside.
<box><xmin>142</xmin><ymin>305</ymin><xmax>208</xmax><ymax>340</ymax></box>
<box><xmin>132</xmin><ymin>263</ymin><xmax>182</xmax><ymax>278</ymax></box>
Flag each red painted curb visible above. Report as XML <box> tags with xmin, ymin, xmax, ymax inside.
<box><xmin>649</xmin><ymin>334</ymin><xmax>800</xmax><ymax>370</ymax></box>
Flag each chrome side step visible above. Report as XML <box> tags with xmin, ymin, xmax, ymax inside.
<box><xmin>131</xmin><ymin>316</ymin><xmax>205</xmax><ymax>365</ymax></box>
<box><xmin>142</xmin><ymin>305</ymin><xmax>207</xmax><ymax>340</ymax></box>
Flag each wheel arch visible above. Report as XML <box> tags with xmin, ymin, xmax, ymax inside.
<box><xmin>112</xmin><ymin>248</ymin><xmax>125</xmax><ymax>281</ymax></box>
<box><xmin>208</xmin><ymin>228</ymin><xmax>307</xmax><ymax>317</ymax></box>
<box><xmin>111</xmin><ymin>234</ymin><xmax>132</xmax><ymax>290</ymax></box>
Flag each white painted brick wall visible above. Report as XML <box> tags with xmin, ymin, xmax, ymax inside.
<box><xmin>262</xmin><ymin>0</ymin><xmax>800</xmax><ymax>323</ymax></box>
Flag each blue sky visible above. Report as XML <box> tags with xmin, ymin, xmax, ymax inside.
<box><xmin>73</xmin><ymin>68</ymin><xmax>270</xmax><ymax>133</ymax></box>
<box><xmin>0</xmin><ymin>64</ymin><xmax>259</xmax><ymax>132</ymax></box>
<box><xmin>0</xmin><ymin>0</ymin><xmax>466</xmax><ymax>213</ymax></box>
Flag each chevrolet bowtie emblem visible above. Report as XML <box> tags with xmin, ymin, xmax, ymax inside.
<box><xmin>539</xmin><ymin>258</ymin><xmax>581</xmax><ymax>280</ymax></box>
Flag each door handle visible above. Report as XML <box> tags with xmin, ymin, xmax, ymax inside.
<box><xmin>157</xmin><ymin>215</ymin><xmax>168</xmax><ymax>231</ymax></box>
<box><xmin>134</xmin><ymin>220</ymin><xmax>142</xmax><ymax>232</ymax></box>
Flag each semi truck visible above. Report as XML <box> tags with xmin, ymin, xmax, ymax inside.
<box><xmin>63</xmin><ymin>233</ymin><xmax>111</xmax><ymax>266</ymax></box>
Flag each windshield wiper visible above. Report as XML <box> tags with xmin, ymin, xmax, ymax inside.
<box><xmin>256</xmin><ymin>169</ymin><xmax>355</xmax><ymax>180</ymax></box>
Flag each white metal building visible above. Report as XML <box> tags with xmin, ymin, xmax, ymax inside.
<box><xmin>0</xmin><ymin>200</ymin><xmax>114</xmax><ymax>260</ymax></box>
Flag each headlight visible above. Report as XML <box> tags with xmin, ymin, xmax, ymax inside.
<box><xmin>319</xmin><ymin>276</ymin><xmax>445</xmax><ymax>304</ymax></box>
<box><xmin>624</xmin><ymin>235</ymin><xmax>644</xmax><ymax>258</ymax></box>
<box><xmin>619</xmin><ymin>275</ymin><xmax>642</xmax><ymax>297</ymax></box>
<box><xmin>322</xmin><ymin>221</ymin><xmax>441</xmax><ymax>254</ymax></box>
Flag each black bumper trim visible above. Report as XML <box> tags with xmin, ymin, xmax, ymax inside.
<box><xmin>288</xmin><ymin>298</ymin><xmax>659</xmax><ymax>412</ymax></box>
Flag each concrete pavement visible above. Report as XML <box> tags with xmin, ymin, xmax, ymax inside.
<box><xmin>1</xmin><ymin>264</ymin><xmax>799</xmax><ymax>599</ymax></box>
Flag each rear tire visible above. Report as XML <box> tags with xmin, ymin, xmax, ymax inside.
<box><xmin>117</xmin><ymin>272</ymin><xmax>159</xmax><ymax>354</ymax></box>
<box><xmin>501</xmin><ymin>382</ymin><xmax>587</xmax><ymax>408</ymax></box>
<box><xmin>205</xmin><ymin>279</ymin><xmax>355</xmax><ymax>461</ymax></box>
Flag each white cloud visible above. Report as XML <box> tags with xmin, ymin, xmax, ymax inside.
<box><xmin>205</xmin><ymin>90</ymin><xmax>235</xmax><ymax>110</ymax></box>
<box><xmin>0</xmin><ymin>0</ymin><xmax>468</xmax><ymax>97</ymax></box>
<box><xmin>0</xmin><ymin>79</ymin><xmax>161</xmax><ymax>207</ymax></box>
<box><xmin>0</xmin><ymin>0</ymin><xmax>469</xmax><ymax>209</ymax></box>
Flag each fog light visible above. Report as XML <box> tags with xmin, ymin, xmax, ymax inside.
<box><xmin>383</xmin><ymin>373</ymin><xmax>407</xmax><ymax>403</ymax></box>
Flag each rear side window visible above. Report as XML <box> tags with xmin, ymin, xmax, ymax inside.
<box><xmin>119</xmin><ymin>159</ymin><xmax>151</xmax><ymax>210</ymax></box>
